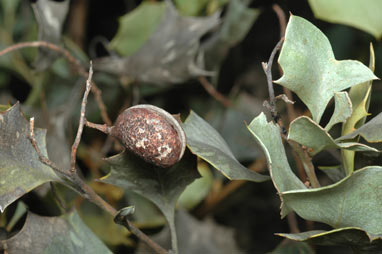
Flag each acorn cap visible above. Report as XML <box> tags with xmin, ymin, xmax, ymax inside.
<box><xmin>110</xmin><ymin>104</ymin><xmax>186</xmax><ymax>167</ymax></box>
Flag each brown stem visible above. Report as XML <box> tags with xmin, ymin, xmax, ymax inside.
<box><xmin>287</xmin><ymin>140</ymin><xmax>320</xmax><ymax>188</ymax></box>
<box><xmin>272</xmin><ymin>4</ymin><xmax>287</xmax><ymax>38</ymax></box>
<box><xmin>71</xmin><ymin>62</ymin><xmax>93</xmax><ymax>173</ymax></box>
<box><xmin>199</xmin><ymin>76</ymin><xmax>232</xmax><ymax>107</ymax></box>
<box><xmin>85</xmin><ymin>121</ymin><xmax>112</xmax><ymax>134</ymax></box>
<box><xmin>261</xmin><ymin>37</ymin><xmax>284</xmax><ymax>119</ymax></box>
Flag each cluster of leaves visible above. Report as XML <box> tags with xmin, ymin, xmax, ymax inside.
<box><xmin>0</xmin><ymin>0</ymin><xmax>381</xmax><ymax>254</ymax></box>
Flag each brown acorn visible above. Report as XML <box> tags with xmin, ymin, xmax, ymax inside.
<box><xmin>89</xmin><ymin>105</ymin><xmax>186</xmax><ymax>168</ymax></box>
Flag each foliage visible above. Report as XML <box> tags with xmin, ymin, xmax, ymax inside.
<box><xmin>0</xmin><ymin>0</ymin><xmax>381</xmax><ymax>254</ymax></box>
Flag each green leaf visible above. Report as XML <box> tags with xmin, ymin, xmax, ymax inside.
<box><xmin>278</xmin><ymin>228</ymin><xmax>382</xmax><ymax>253</ymax></box>
<box><xmin>182</xmin><ymin>111</ymin><xmax>270</xmax><ymax>182</ymax></box>
<box><xmin>269</xmin><ymin>240</ymin><xmax>315</xmax><ymax>254</ymax></box>
<box><xmin>325</xmin><ymin>92</ymin><xmax>352</xmax><ymax>131</ymax></box>
<box><xmin>0</xmin><ymin>103</ymin><xmax>60</xmax><ymax>212</ymax></box>
<box><xmin>178</xmin><ymin>161</ymin><xmax>213</xmax><ymax>210</ymax></box>
<box><xmin>174</xmin><ymin>0</ymin><xmax>210</xmax><ymax>16</ymax></box>
<box><xmin>101</xmin><ymin>150</ymin><xmax>200</xmax><ymax>253</ymax></box>
<box><xmin>204</xmin><ymin>0</ymin><xmax>260</xmax><ymax>70</ymax></box>
<box><xmin>288</xmin><ymin>116</ymin><xmax>379</xmax><ymax>156</ymax></box>
<box><xmin>0</xmin><ymin>211</ymin><xmax>112</xmax><ymax>253</ymax></box>
<box><xmin>341</xmin><ymin>44</ymin><xmax>376</xmax><ymax>173</ymax></box>
<box><xmin>275</xmin><ymin>15</ymin><xmax>377</xmax><ymax>123</ymax></box>
<box><xmin>307</xmin><ymin>0</ymin><xmax>382</xmax><ymax>39</ymax></box>
<box><xmin>281</xmin><ymin>166</ymin><xmax>382</xmax><ymax>235</ymax></box>
<box><xmin>247</xmin><ymin>113</ymin><xmax>306</xmax><ymax>215</ymax></box>
<box><xmin>95</xmin><ymin>1</ymin><xmax>220</xmax><ymax>84</ymax></box>
<box><xmin>108</xmin><ymin>1</ymin><xmax>166</xmax><ymax>56</ymax></box>
<box><xmin>338</xmin><ymin>113</ymin><xmax>382</xmax><ymax>143</ymax></box>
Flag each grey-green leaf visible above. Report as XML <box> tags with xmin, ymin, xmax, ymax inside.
<box><xmin>0</xmin><ymin>211</ymin><xmax>112</xmax><ymax>254</ymax></box>
<box><xmin>325</xmin><ymin>91</ymin><xmax>352</xmax><ymax>131</ymax></box>
<box><xmin>275</xmin><ymin>15</ymin><xmax>377</xmax><ymax>123</ymax></box>
<box><xmin>247</xmin><ymin>113</ymin><xmax>306</xmax><ymax>215</ymax></box>
<box><xmin>0</xmin><ymin>103</ymin><xmax>60</xmax><ymax>212</ymax></box>
<box><xmin>182</xmin><ymin>111</ymin><xmax>269</xmax><ymax>182</ymax></box>
<box><xmin>282</xmin><ymin>166</ymin><xmax>382</xmax><ymax>235</ymax></box>
<box><xmin>101</xmin><ymin>150</ymin><xmax>199</xmax><ymax>253</ymax></box>
<box><xmin>278</xmin><ymin>227</ymin><xmax>382</xmax><ymax>253</ymax></box>
<box><xmin>308</xmin><ymin>0</ymin><xmax>382</xmax><ymax>39</ymax></box>
<box><xmin>288</xmin><ymin>116</ymin><xmax>379</xmax><ymax>156</ymax></box>
<box><xmin>337</xmin><ymin>112</ymin><xmax>382</xmax><ymax>143</ymax></box>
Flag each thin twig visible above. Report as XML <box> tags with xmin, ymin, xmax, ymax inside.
<box><xmin>199</xmin><ymin>76</ymin><xmax>232</xmax><ymax>107</ymax></box>
<box><xmin>0</xmin><ymin>41</ymin><xmax>112</xmax><ymax>126</ymax></box>
<box><xmin>71</xmin><ymin>62</ymin><xmax>93</xmax><ymax>173</ymax></box>
<box><xmin>272</xmin><ymin>4</ymin><xmax>286</xmax><ymax>38</ymax></box>
<box><xmin>262</xmin><ymin>37</ymin><xmax>284</xmax><ymax>110</ymax></box>
<box><xmin>287</xmin><ymin>140</ymin><xmax>320</xmax><ymax>188</ymax></box>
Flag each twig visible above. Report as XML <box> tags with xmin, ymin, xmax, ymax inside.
<box><xmin>27</xmin><ymin>64</ymin><xmax>169</xmax><ymax>254</ymax></box>
<box><xmin>199</xmin><ymin>76</ymin><xmax>232</xmax><ymax>107</ymax></box>
<box><xmin>272</xmin><ymin>4</ymin><xmax>286</xmax><ymax>38</ymax></box>
<box><xmin>262</xmin><ymin>37</ymin><xmax>284</xmax><ymax>113</ymax></box>
<box><xmin>71</xmin><ymin>62</ymin><xmax>93</xmax><ymax>173</ymax></box>
<box><xmin>287</xmin><ymin>140</ymin><xmax>320</xmax><ymax>188</ymax></box>
<box><xmin>0</xmin><ymin>41</ymin><xmax>112</xmax><ymax>126</ymax></box>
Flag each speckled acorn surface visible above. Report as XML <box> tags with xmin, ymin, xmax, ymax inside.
<box><xmin>109</xmin><ymin>104</ymin><xmax>186</xmax><ymax>168</ymax></box>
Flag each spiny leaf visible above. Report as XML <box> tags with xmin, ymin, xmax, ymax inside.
<box><xmin>342</xmin><ymin>44</ymin><xmax>376</xmax><ymax>173</ymax></box>
<box><xmin>282</xmin><ymin>166</ymin><xmax>382</xmax><ymax>235</ymax></box>
<box><xmin>101</xmin><ymin>150</ymin><xmax>200</xmax><ymax>253</ymax></box>
<box><xmin>308</xmin><ymin>0</ymin><xmax>382</xmax><ymax>39</ymax></box>
<box><xmin>325</xmin><ymin>92</ymin><xmax>352</xmax><ymax>131</ymax></box>
<box><xmin>275</xmin><ymin>15</ymin><xmax>377</xmax><ymax>123</ymax></box>
<box><xmin>95</xmin><ymin>0</ymin><xmax>220</xmax><ymax>84</ymax></box>
<box><xmin>337</xmin><ymin>112</ymin><xmax>382</xmax><ymax>143</ymax></box>
<box><xmin>0</xmin><ymin>103</ymin><xmax>60</xmax><ymax>212</ymax></box>
<box><xmin>288</xmin><ymin>116</ymin><xmax>379</xmax><ymax>156</ymax></box>
<box><xmin>182</xmin><ymin>111</ymin><xmax>270</xmax><ymax>182</ymax></box>
<box><xmin>0</xmin><ymin>211</ymin><xmax>112</xmax><ymax>254</ymax></box>
<box><xmin>247</xmin><ymin>113</ymin><xmax>306</xmax><ymax>215</ymax></box>
<box><xmin>278</xmin><ymin>227</ymin><xmax>382</xmax><ymax>252</ymax></box>
<box><xmin>108</xmin><ymin>1</ymin><xmax>166</xmax><ymax>57</ymax></box>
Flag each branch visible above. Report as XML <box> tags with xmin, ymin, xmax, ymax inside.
<box><xmin>199</xmin><ymin>76</ymin><xmax>232</xmax><ymax>107</ymax></box>
<box><xmin>262</xmin><ymin>37</ymin><xmax>284</xmax><ymax>113</ymax></box>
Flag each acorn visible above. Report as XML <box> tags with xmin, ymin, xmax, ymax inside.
<box><xmin>87</xmin><ymin>104</ymin><xmax>186</xmax><ymax>168</ymax></box>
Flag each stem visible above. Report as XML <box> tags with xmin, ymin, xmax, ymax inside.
<box><xmin>85</xmin><ymin>121</ymin><xmax>111</xmax><ymax>135</ymax></box>
<box><xmin>168</xmin><ymin>216</ymin><xmax>178</xmax><ymax>254</ymax></box>
<box><xmin>70</xmin><ymin>62</ymin><xmax>93</xmax><ymax>173</ymax></box>
<box><xmin>288</xmin><ymin>140</ymin><xmax>320</xmax><ymax>188</ymax></box>
<box><xmin>199</xmin><ymin>76</ymin><xmax>232</xmax><ymax>107</ymax></box>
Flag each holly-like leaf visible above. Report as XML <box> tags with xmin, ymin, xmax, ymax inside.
<box><xmin>0</xmin><ymin>211</ymin><xmax>112</xmax><ymax>254</ymax></box>
<box><xmin>275</xmin><ymin>15</ymin><xmax>377</xmax><ymax>123</ymax></box>
<box><xmin>94</xmin><ymin>0</ymin><xmax>220</xmax><ymax>84</ymax></box>
<box><xmin>325</xmin><ymin>92</ymin><xmax>352</xmax><ymax>131</ymax></box>
<box><xmin>341</xmin><ymin>44</ymin><xmax>375</xmax><ymax>173</ymax></box>
<box><xmin>108</xmin><ymin>1</ymin><xmax>166</xmax><ymax>57</ymax></box>
<box><xmin>278</xmin><ymin>227</ymin><xmax>382</xmax><ymax>253</ymax></box>
<box><xmin>282</xmin><ymin>166</ymin><xmax>382</xmax><ymax>235</ymax></box>
<box><xmin>136</xmin><ymin>210</ymin><xmax>241</xmax><ymax>254</ymax></box>
<box><xmin>269</xmin><ymin>240</ymin><xmax>315</xmax><ymax>254</ymax></box>
<box><xmin>203</xmin><ymin>0</ymin><xmax>260</xmax><ymax>70</ymax></box>
<box><xmin>31</xmin><ymin>0</ymin><xmax>69</xmax><ymax>70</ymax></box>
<box><xmin>182</xmin><ymin>111</ymin><xmax>270</xmax><ymax>182</ymax></box>
<box><xmin>337</xmin><ymin>113</ymin><xmax>382</xmax><ymax>143</ymax></box>
<box><xmin>0</xmin><ymin>103</ymin><xmax>60</xmax><ymax>212</ymax></box>
<box><xmin>173</xmin><ymin>0</ymin><xmax>210</xmax><ymax>16</ymax></box>
<box><xmin>307</xmin><ymin>0</ymin><xmax>382</xmax><ymax>39</ymax></box>
<box><xmin>101</xmin><ymin>150</ymin><xmax>200</xmax><ymax>252</ymax></box>
<box><xmin>288</xmin><ymin>116</ymin><xmax>379</xmax><ymax>156</ymax></box>
<box><xmin>247</xmin><ymin>113</ymin><xmax>306</xmax><ymax>215</ymax></box>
